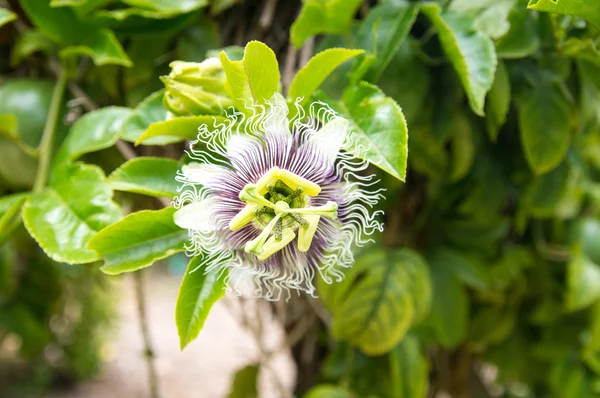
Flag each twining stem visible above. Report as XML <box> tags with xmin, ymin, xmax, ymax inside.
<box><xmin>134</xmin><ymin>271</ymin><xmax>161</xmax><ymax>398</ymax></box>
<box><xmin>33</xmin><ymin>69</ymin><xmax>68</xmax><ymax>192</ymax></box>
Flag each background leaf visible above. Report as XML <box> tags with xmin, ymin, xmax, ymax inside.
<box><xmin>0</xmin><ymin>8</ymin><xmax>17</xmax><ymax>27</ymax></box>
<box><xmin>528</xmin><ymin>0</ymin><xmax>600</xmax><ymax>28</ymax></box>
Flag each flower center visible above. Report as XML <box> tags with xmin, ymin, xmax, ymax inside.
<box><xmin>228</xmin><ymin>167</ymin><xmax>338</xmax><ymax>261</ymax></box>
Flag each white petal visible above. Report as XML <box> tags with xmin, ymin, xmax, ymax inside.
<box><xmin>264</xmin><ymin>94</ymin><xmax>291</xmax><ymax>137</ymax></box>
<box><xmin>173</xmin><ymin>198</ymin><xmax>217</xmax><ymax>231</ymax></box>
<box><xmin>310</xmin><ymin>118</ymin><xmax>349</xmax><ymax>166</ymax></box>
<box><xmin>181</xmin><ymin>162</ymin><xmax>227</xmax><ymax>186</ymax></box>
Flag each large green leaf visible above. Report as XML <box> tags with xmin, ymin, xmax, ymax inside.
<box><xmin>290</xmin><ymin>0</ymin><xmax>362</xmax><ymax>48</ymax></box>
<box><xmin>388</xmin><ymin>335</ymin><xmax>428</xmax><ymax>398</ymax></box>
<box><xmin>108</xmin><ymin>157</ymin><xmax>179</xmax><ymax>198</ymax></box>
<box><xmin>355</xmin><ymin>0</ymin><xmax>419</xmax><ymax>82</ymax></box>
<box><xmin>220</xmin><ymin>41</ymin><xmax>280</xmax><ymax>110</ymax></box>
<box><xmin>428</xmin><ymin>249</ymin><xmax>470</xmax><ymax>348</ymax></box>
<box><xmin>176</xmin><ymin>255</ymin><xmax>227</xmax><ymax>349</ymax></box>
<box><xmin>496</xmin><ymin>1</ymin><xmax>540</xmax><ymax>59</ymax></box>
<box><xmin>526</xmin><ymin>160</ymin><xmax>569</xmax><ymax>217</ymax></box>
<box><xmin>22</xmin><ymin>163</ymin><xmax>121</xmax><ymax>264</ymax></box>
<box><xmin>288</xmin><ymin>48</ymin><xmax>364</xmax><ymax>104</ymax></box>
<box><xmin>422</xmin><ymin>4</ymin><xmax>497</xmax><ymax>116</ymax></box>
<box><xmin>566</xmin><ymin>248</ymin><xmax>600</xmax><ymax>312</ymax></box>
<box><xmin>135</xmin><ymin>115</ymin><xmax>225</xmax><ymax>145</ymax></box>
<box><xmin>88</xmin><ymin>207</ymin><xmax>187</xmax><ymax>275</ymax></box>
<box><xmin>54</xmin><ymin>107</ymin><xmax>133</xmax><ymax>166</ymax></box>
<box><xmin>321</xmin><ymin>82</ymin><xmax>408</xmax><ymax>181</ymax></box>
<box><xmin>528</xmin><ymin>0</ymin><xmax>600</xmax><ymax>29</ymax></box>
<box><xmin>518</xmin><ymin>71</ymin><xmax>572</xmax><ymax>174</ymax></box>
<box><xmin>0</xmin><ymin>8</ymin><xmax>17</xmax><ymax>27</ymax></box>
<box><xmin>485</xmin><ymin>60</ymin><xmax>511</xmax><ymax>141</ymax></box>
<box><xmin>321</xmin><ymin>248</ymin><xmax>430</xmax><ymax>355</ymax></box>
<box><xmin>20</xmin><ymin>0</ymin><xmax>131</xmax><ymax>66</ymax></box>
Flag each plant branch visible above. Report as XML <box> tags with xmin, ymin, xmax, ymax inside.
<box><xmin>33</xmin><ymin>68</ymin><xmax>68</xmax><ymax>192</ymax></box>
<box><xmin>134</xmin><ymin>271</ymin><xmax>161</xmax><ymax>398</ymax></box>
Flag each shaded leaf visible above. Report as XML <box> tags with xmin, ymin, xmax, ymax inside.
<box><xmin>227</xmin><ymin>364</ymin><xmax>258</xmax><ymax>398</ymax></box>
<box><xmin>304</xmin><ymin>385</ymin><xmax>355</xmax><ymax>398</ymax></box>
<box><xmin>566</xmin><ymin>248</ymin><xmax>600</xmax><ymax>312</ymax></box>
<box><xmin>108</xmin><ymin>157</ymin><xmax>179</xmax><ymax>198</ymax></box>
<box><xmin>89</xmin><ymin>207</ymin><xmax>187</xmax><ymax>275</ymax></box>
<box><xmin>496</xmin><ymin>1</ymin><xmax>540</xmax><ymax>59</ymax></box>
<box><xmin>0</xmin><ymin>8</ymin><xmax>17</xmax><ymax>27</ymax></box>
<box><xmin>389</xmin><ymin>334</ymin><xmax>429</xmax><ymax>398</ymax></box>
<box><xmin>485</xmin><ymin>60</ymin><xmax>511</xmax><ymax>141</ymax></box>
<box><xmin>422</xmin><ymin>4</ymin><xmax>497</xmax><ymax>116</ymax></box>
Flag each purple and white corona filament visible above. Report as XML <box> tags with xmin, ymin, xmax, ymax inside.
<box><xmin>173</xmin><ymin>95</ymin><xmax>384</xmax><ymax>300</ymax></box>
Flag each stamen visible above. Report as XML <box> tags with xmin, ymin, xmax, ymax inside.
<box><xmin>284</xmin><ymin>187</ymin><xmax>304</xmax><ymax>204</ymax></box>
<box><xmin>288</xmin><ymin>212</ymin><xmax>309</xmax><ymax>227</ymax></box>
<box><xmin>274</xmin><ymin>219</ymin><xmax>283</xmax><ymax>241</ymax></box>
<box><xmin>245</xmin><ymin>213</ymin><xmax>283</xmax><ymax>255</ymax></box>
<box><xmin>229</xmin><ymin>203</ymin><xmax>261</xmax><ymax>231</ymax></box>
<box><xmin>287</xmin><ymin>201</ymin><xmax>338</xmax><ymax>220</ymax></box>
<box><xmin>267</xmin><ymin>185</ymin><xmax>284</xmax><ymax>202</ymax></box>
<box><xmin>239</xmin><ymin>184</ymin><xmax>276</xmax><ymax>208</ymax></box>
<box><xmin>298</xmin><ymin>215</ymin><xmax>320</xmax><ymax>252</ymax></box>
<box><xmin>258</xmin><ymin>228</ymin><xmax>296</xmax><ymax>261</ymax></box>
<box><xmin>277</xmin><ymin>169</ymin><xmax>321</xmax><ymax>196</ymax></box>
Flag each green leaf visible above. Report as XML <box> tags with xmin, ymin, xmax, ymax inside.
<box><xmin>20</xmin><ymin>0</ymin><xmax>131</xmax><ymax>66</ymax></box>
<box><xmin>120</xmin><ymin>90</ymin><xmax>179</xmax><ymax>145</ymax></box>
<box><xmin>108</xmin><ymin>157</ymin><xmax>179</xmax><ymax>198</ymax></box>
<box><xmin>566</xmin><ymin>248</ymin><xmax>600</xmax><ymax>312</ymax></box>
<box><xmin>0</xmin><ymin>136</ymin><xmax>38</xmax><ymax>189</ymax></box>
<box><xmin>227</xmin><ymin>364</ymin><xmax>259</xmax><ymax>398</ymax></box>
<box><xmin>422</xmin><ymin>4</ymin><xmax>497</xmax><ymax>116</ymax></box>
<box><xmin>288</xmin><ymin>48</ymin><xmax>364</xmax><ymax>104</ymax></box>
<box><xmin>496</xmin><ymin>2</ymin><xmax>540</xmax><ymax>59</ymax></box>
<box><xmin>528</xmin><ymin>0</ymin><xmax>600</xmax><ymax>29</ymax></box>
<box><xmin>485</xmin><ymin>60</ymin><xmax>511</xmax><ymax>141</ymax></box>
<box><xmin>518</xmin><ymin>71</ymin><xmax>572</xmax><ymax>174</ymax></box>
<box><xmin>60</xmin><ymin>29</ymin><xmax>132</xmax><ymax>67</ymax></box>
<box><xmin>22</xmin><ymin>163</ymin><xmax>121</xmax><ymax>264</ymax></box>
<box><xmin>355</xmin><ymin>0</ymin><xmax>419</xmax><ymax>82</ymax></box>
<box><xmin>434</xmin><ymin>248</ymin><xmax>489</xmax><ymax>292</ymax></box>
<box><xmin>220</xmin><ymin>41</ymin><xmax>280</xmax><ymax>110</ymax></box>
<box><xmin>54</xmin><ymin>107</ymin><xmax>132</xmax><ymax>166</ymax></box>
<box><xmin>304</xmin><ymin>385</ymin><xmax>354</xmax><ymax>398</ymax></box>
<box><xmin>321</xmin><ymin>82</ymin><xmax>408</xmax><ymax>181</ymax></box>
<box><xmin>428</xmin><ymin>249</ymin><xmax>470</xmax><ymax>348</ymax></box>
<box><xmin>122</xmin><ymin>0</ymin><xmax>208</xmax><ymax>14</ymax></box>
<box><xmin>290</xmin><ymin>0</ymin><xmax>362</xmax><ymax>48</ymax></box>
<box><xmin>176</xmin><ymin>255</ymin><xmax>227</xmax><ymax>349</ymax></box>
<box><xmin>322</xmin><ymin>248</ymin><xmax>429</xmax><ymax>356</ymax></box>
<box><xmin>450</xmin><ymin>111</ymin><xmax>475</xmax><ymax>182</ymax></box>
<box><xmin>0</xmin><ymin>8</ymin><xmax>17</xmax><ymax>27</ymax></box>
<box><xmin>0</xmin><ymin>193</ymin><xmax>28</xmax><ymax>244</ymax></box>
<box><xmin>389</xmin><ymin>334</ymin><xmax>428</xmax><ymax>398</ymax></box>
<box><xmin>135</xmin><ymin>115</ymin><xmax>226</xmax><ymax>145</ymax></box>
<box><xmin>88</xmin><ymin>207</ymin><xmax>187</xmax><ymax>275</ymax></box>
<box><xmin>11</xmin><ymin>30</ymin><xmax>54</xmax><ymax>66</ymax></box>
<box><xmin>526</xmin><ymin>160</ymin><xmax>569</xmax><ymax>217</ymax></box>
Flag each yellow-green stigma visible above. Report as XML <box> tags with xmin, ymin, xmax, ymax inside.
<box><xmin>229</xmin><ymin>167</ymin><xmax>338</xmax><ymax>261</ymax></box>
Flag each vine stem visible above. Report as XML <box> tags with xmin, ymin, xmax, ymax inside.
<box><xmin>33</xmin><ymin>69</ymin><xmax>68</xmax><ymax>192</ymax></box>
<box><xmin>134</xmin><ymin>271</ymin><xmax>161</xmax><ymax>398</ymax></box>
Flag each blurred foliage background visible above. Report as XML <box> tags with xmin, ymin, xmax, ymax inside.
<box><xmin>2</xmin><ymin>0</ymin><xmax>600</xmax><ymax>397</ymax></box>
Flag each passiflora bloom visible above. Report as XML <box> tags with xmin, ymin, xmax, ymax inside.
<box><xmin>173</xmin><ymin>95</ymin><xmax>384</xmax><ymax>300</ymax></box>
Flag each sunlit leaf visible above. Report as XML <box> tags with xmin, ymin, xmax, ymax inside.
<box><xmin>108</xmin><ymin>157</ymin><xmax>179</xmax><ymax>198</ymax></box>
<box><xmin>528</xmin><ymin>0</ymin><xmax>600</xmax><ymax>29</ymax></box>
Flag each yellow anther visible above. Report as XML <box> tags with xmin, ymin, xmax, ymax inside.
<box><xmin>245</xmin><ymin>213</ymin><xmax>283</xmax><ymax>255</ymax></box>
<box><xmin>255</xmin><ymin>167</ymin><xmax>281</xmax><ymax>194</ymax></box>
<box><xmin>277</xmin><ymin>169</ymin><xmax>321</xmax><ymax>196</ymax></box>
<box><xmin>229</xmin><ymin>203</ymin><xmax>261</xmax><ymax>231</ymax></box>
<box><xmin>258</xmin><ymin>228</ymin><xmax>296</xmax><ymax>261</ymax></box>
<box><xmin>239</xmin><ymin>184</ymin><xmax>275</xmax><ymax>208</ymax></box>
<box><xmin>298</xmin><ymin>215</ymin><xmax>321</xmax><ymax>252</ymax></box>
<box><xmin>290</xmin><ymin>201</ymin><xmax>338</xmax><ymax>220</ymax></box>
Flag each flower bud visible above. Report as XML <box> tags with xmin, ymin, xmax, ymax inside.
<box><xmin>161</xmin><ymin>58</ymin><xmax>233</xmax><ymax>116</ymax></box>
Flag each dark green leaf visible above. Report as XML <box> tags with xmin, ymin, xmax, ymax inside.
<box><xmin>496</xmin><ymin>2</ymin><xmax>540</xmax><ymax>59</ymax></box>
<box><xmin>518</xmin><ymin>72</ymin><xmax>572</xmax><ymax>174</ymax></box>
<box><xmin>389</xmin><ymin>334</ymin><xmax>428</xmax><ymax>398</ymax></box>
<box><xmin>89</xmin><ymin>207</ymin><xmax>187</xmax><ymax>275</ymax></box>
<box><xmin>422</xmin><ymin>4</ymin><xmax>497</xmax><ymax>116</ymax></box>
<box><xmin>526</xmin><ymin>160</ymin><xmax>569</xmax><ymax>217</ymax></box>
<box><xmin>485</xmin><ymin>60</ymin><xmax>511</xmax><ymax>141</ymax></box>
<box><xmin>108</xmin><ymin>157</ymin><xmax>179</xmax><ymax>198</ymax></box>
<box><xmin>355</xmin><ymin>0</ymin><xmax>419</xmax><ymax>82</ymax></box>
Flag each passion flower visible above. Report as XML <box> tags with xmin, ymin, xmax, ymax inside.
<box><xmin>173</xmin><ymin>95</ymin><xmax>384</xmax><ymax>300</ymax></box>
